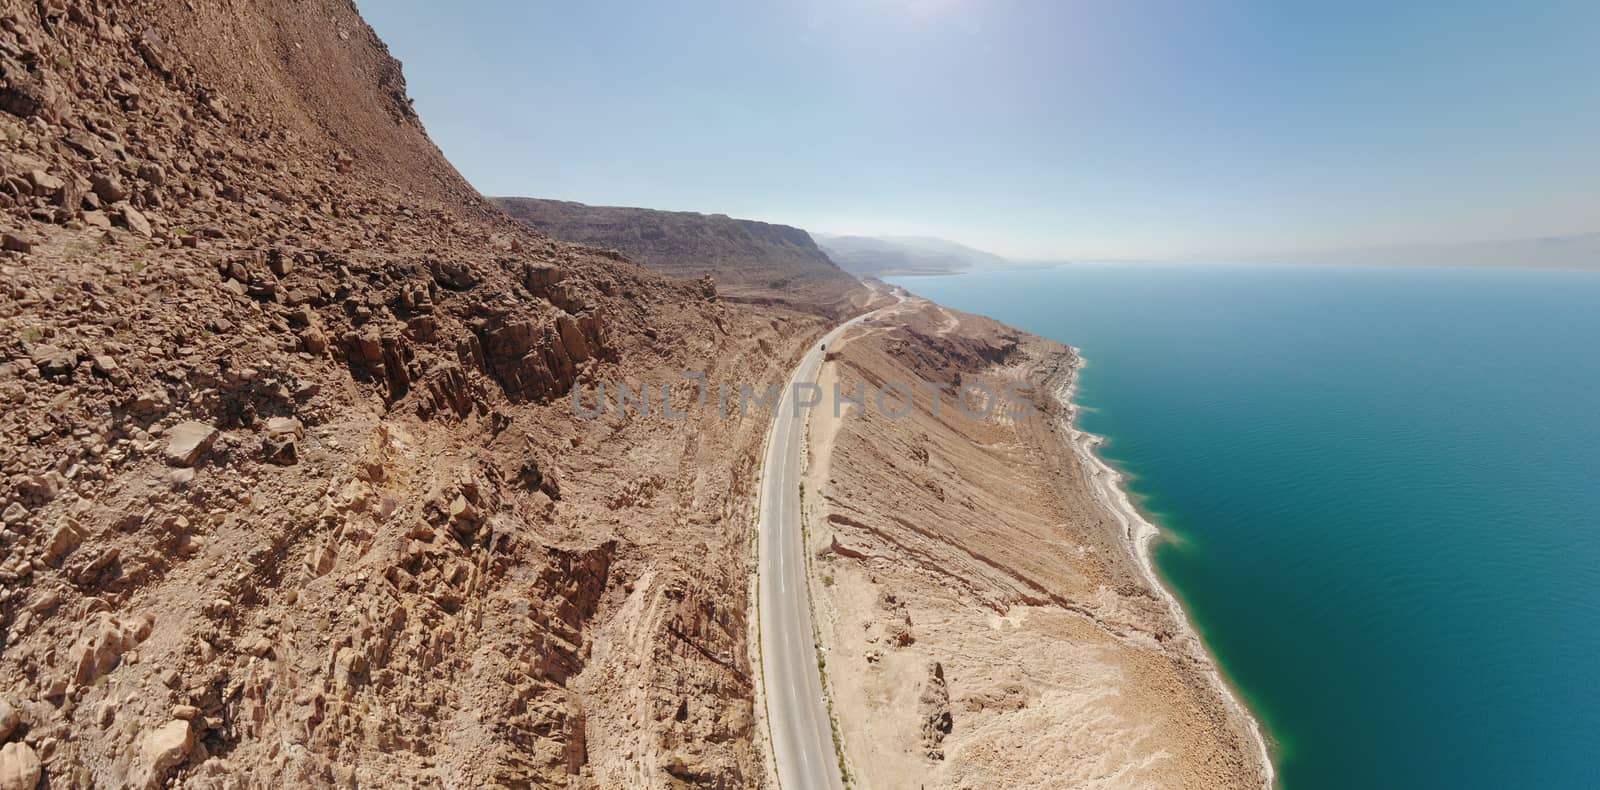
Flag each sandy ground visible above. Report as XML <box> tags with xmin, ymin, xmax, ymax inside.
<box><xmin>800</xmin><ymin>296</ymin><xmax>1272</xmax><ymax>789</ymax></box>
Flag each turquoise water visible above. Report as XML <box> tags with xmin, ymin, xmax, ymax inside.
<box><xmin>888</xmin><ymin>264</ymin><xmax>1600</xmax><ymax>789</ymax></box>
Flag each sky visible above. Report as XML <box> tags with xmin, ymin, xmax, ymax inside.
<box><xmin>359</xmin><ymin>0</ymin><xmax>1600</xmax><ymax>261</ymax></box>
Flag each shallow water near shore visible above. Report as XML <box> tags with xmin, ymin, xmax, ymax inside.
<box><xmin>889</xmin><ymin>263</ymin><xmax>1600</xmax><ymax>789</ymax></box>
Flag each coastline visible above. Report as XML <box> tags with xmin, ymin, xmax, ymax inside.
<box><xmin>796</xmin><ymin>293</ymin><xmax>1280</xmax><ymax>786</ymax></box>
<box><xmin>1050</xmin><ymin>351</ymin><xmax>1277</xmax><ymax>789</ymax></box>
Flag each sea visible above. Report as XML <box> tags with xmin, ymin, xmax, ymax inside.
<box><xmin>888</xmin><ymin>263</ymin><xmax>1600</xmax><ymax>789</ymax></box>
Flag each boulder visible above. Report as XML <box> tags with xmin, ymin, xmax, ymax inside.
<box><xmin>429</xmin><ymin>258</ymin><xmax>478</xmax><ymax>290</ymax></box>
<box><xmin>264</xmin><ymin>417</ymin><xmax>303</xmax><ymax>440</ymax></box>
<box><xmin>555</xmin><ymin>315</ymin><xmax>591</xmax><ymax>363</ymax></box>
<box><xmin>63</xmin><ymin>130</ymin><xmax>105</xmax><ymax>158</ymax></box>
<box><xmin>116</xmin><ymin>203</ymin><xmax>152</xmax><ymax>237</ymax></box>
<box><xmin>41</xmin><ymin>519</ymin><xmax>83</xmax><ymax>566</ymax></box>
<box><xmin>918</xmin><ymin>661</ymin><xmax>953</xmax><ymax>760</ymax></box>
<box><xmin>135</xmin><ymin>31</ymin><xmax>175</xmax><ymax>76</ymax></box>
<box><xmin>27</xmin><ymin>345</ymin><xmax>74</xmax><ymax>375</ymax></box>
<box><xmin>164</xmin><ymin>421</ymin><xmax>218</xmax><ymax>467</ymax></box>
<box><xmin>137</xmin><ymin>162</ymin><xmax>167</xmax><ymax>186</ymax></box>
<box><xmin>0</xmin><ymin>742</ymin><xmax>40</xmax><ymax>790</ymax></box>
<box><xmin>130</xmin><ymin>390</ymin><xmax>171</xmax><ymax>418</ymax></box>
<box><xmin>266</xmin><ymin>248</ymin><xmax>294</xmax><ymax>277</ymax></box>
<box><xmin>0</xmin><ymin>68</ymin><xmax>51</xmax><ymax>118</ymax></box>
<box><xmin>0</xmin><ymin>234</ymin><xmax>31</xmax><ymax>254</ymax></box>
<box><xmin>299</xmin><ymin>325</ymin><xmax>328</xmax><ymax>355</ymax></box>
<box><xmin>69</xmin><ymin>614</ymin><xmax>145</xmax><ymax>686</ymax></box>
<box><xmin>0</xmin><ymin>697</ymin><xmax>17</xmax><ymax>741</ymax></box>
<box><xmin>24</xmin><ymin>171</ymin><xmax>63</xmax><ymax>198</ymax></box>
<box><xmin>136</xmin><ymin>719</ymin><xmax>193</xmax><ymax>788</ymax></box>
<box><xmin>262</xmin><ymin>417</ymin><xmax>303</xmax><ymax>465</ymax></box>
<box><xmin>91</xmin><ymin>173</ymin><xmax>128</xmax><ymax>203</ymax></box>
<box><xmin>523</xmin><ymin>262</ymin><xmax>565</xmax><ymax>293</ymax></box>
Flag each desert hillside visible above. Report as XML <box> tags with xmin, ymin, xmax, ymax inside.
<box><xmin>0</xmin><ymin>1</ymin><xmax>836</xmax><ymax>786</ymax></box>
<box><xmin>497</xmin><ymin>197</ymin><xmax>864</xmax><ymax>316</ymax></box>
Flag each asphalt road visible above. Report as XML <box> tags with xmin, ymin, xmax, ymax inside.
<box><xmin>757</xmin><ymin>311</ymin><xmax>878</xmax><ymax>790</ymax></box>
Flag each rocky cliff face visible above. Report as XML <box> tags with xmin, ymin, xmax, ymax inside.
<box><xmin>497</xmin><ymin>197</ymin><xmax>866</xmax><ymax>317</ymax></box>
<box><xmin>0</xmin><ymin>1</ymin><xmax>817</xmax><ymax>786</ymax></box>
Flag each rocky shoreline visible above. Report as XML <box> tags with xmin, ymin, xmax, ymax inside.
<box><xmin>1049</xmin><ymin>354</ymin><xmax>1276</xmax><ymax>789</ymax></box>
<box><xmin>802</xmin><ymin>296</ymin><xmax>1274</xmax><ymax>788</ymax></box>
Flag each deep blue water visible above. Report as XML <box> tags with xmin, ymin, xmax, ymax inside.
<box><xmin>889</xmin><ymin>264</ymin><xmax>1600</xmax><ymax>789</ymax></box>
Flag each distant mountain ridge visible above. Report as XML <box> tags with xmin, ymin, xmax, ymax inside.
<box><xmin>814</xmin><ymin>233</ymin><xmax>1012</xmax><ymax>276</ymax></box>
<box><xmin>496</xmin><ymin>197</ymin><xmax>863</xmax><ymax>314</ymax></box>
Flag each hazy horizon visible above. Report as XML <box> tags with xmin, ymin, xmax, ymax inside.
<box><xmin>362</xmin><ymin>0</ymin><xmax>1600</xmax><ymax>260</ymax></box>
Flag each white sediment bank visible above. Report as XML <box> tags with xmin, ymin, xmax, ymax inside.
<box><xmin>1052</xmin><ymin>351</ymin><xmax>1277</xmax><ymax>789</ymax></box>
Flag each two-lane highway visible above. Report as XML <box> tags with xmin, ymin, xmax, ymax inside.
<box><xmin>757</xmin><ymin>310</ymin><xmax>880</xmax><ymax>790</ymax></box>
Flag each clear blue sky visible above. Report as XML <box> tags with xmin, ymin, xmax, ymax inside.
<box><xmin>359</xmin><ymin>0</ymin><xmax>1600</xmax><ymax>260</ymax></box>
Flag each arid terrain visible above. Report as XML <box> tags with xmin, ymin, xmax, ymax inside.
<box><xmin>802</xmin><ymin>297</ymin><xmax>1272</xmax><ymax>788</ymax></box>
<box><xmin>0</xmin><ymin>1</ymin><xmax>871</xmax><ymax>786</ymax></box>
<box><xmin>0</xmin><ymin>1</ymin><xmax>1266</xmax><ymax>788</ymax></box>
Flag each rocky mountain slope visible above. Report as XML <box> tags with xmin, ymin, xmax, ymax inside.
<box><xmin>0</xmin><ymin>1</ymin><xmax>835</xmax><ymax>786</ymax></box>
<box><xmin>496</xmin><ymin>197</ymin><xmax>865</xmax><ymax>316</ymax></box>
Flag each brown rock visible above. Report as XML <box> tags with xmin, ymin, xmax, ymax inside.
<box><xmin>0</xmin><ymin>234</ymin><xmax>31</xmax><ymax>254</ymax></box>
<box><xmin>266</xmin><ymin>248</ymin><xmax>294</xmax><ymax>277</ymax></box>
<box><xmin>137</xmin><ymin>162</ymin><xmax>166</xmax><ymax>186</ymax></box>
<box><xmin>299</xmin><ymin>325</ymin><xmax>329</xmax><ymax>355</ymax></box>
<box><xmin>918</xmin><ymin>661</ymin><xmax>953</xmax><ymax>760</ymax></box>
<box><xmin>28</xmin><ymin>345</ymin><xmax>75</xmax><ymax>376</ymax></box>
<box><xmin>306</xmin><ymin>542</ymin><xmax>336</xmax><ymax>577</ymax></box>
<box><xmin>91</xmin><ymin>173</ymin><xmax>128</xmax><ymax>203</ymax></box>
<box><xmin>69</xmin><ymin>614</ymin><xmax>136</xmax><ymax>686</ymax></box>
<box><xmin>0</xmin><ymin>698</ymin><xmax>17</xmax><ymax>742</ymax></box>
<box><xmin>447</xmin><ymin>494</ymin><xmax>479</xmax><ymax>533</ymax></box>
<box><xmin>555</xmin><ymin>315</ymin><xmax>591</xmax><ymax>363</ymax></box>
<box><xmin>63</xmin><ymin>130</ymin><xmax>105</xmax><ymax>158</ymax></box>
<box><xmin>0</xmin><ymin>742</ymin><xmax>41</xmax><ymax>790</ymax></box>
<box><xmin>0</xmin><ymin>69</ymin><xmax>51</xmax><ymax>118</ymax></box>
<box><xmin>42</xmin><ymin>520</ymin><xmax>84</xmax><ymax>566</ymax></box>
<box><xmin>523</xmin><ymin>262</ymin><xmax>565</xmax><ymax>293</ymax></box>
<box><xmin>135</xmin><ymin>31</ymin><xmax>175</xmax><ymax>76</ymax></box>
<box><xmin>264</xmin><ymin>416</ymin><xmax>304</xmax><ymax>441</ymax></box>
<box><xmin>136</xmin><ymin>719</ymin><xmax>193</xmax><ymax>788</ymax></box>
<box><xmin>429</xmin><ymin>259</ymin><xmax>478</xmax><ymax>290</ymax></box>
<box><xmin>163</xmin><ymin>421</ymin><xmax>218</xmax><ymax>467</ymax></box>
<box><xmin>262</xmin><ymin>417</ymin><xmax>303</xmax><ymax>465</ymax></box>
<box><xmin>25</xmin><ymin>171</ymin><xmax>63</xmax><ymax>198</ymax></box>
<box><xmin>115</xmin><ymin>204</ymin><xmax>152</xmax><ymax>237</ymax></box>
<box><xmin>829</xmin><ymin>534</ymin><xmax>869</xmax><ymax>559</ymax></box>
<box><xmin>241</xmin><ymin>636</ymin><xmax>273</xmax><ymax>658</ymax></box>
<box><xmin>130</xmin><ymin>390</ymin><xmax>171</xmax><ymax>417</ymax></box>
